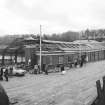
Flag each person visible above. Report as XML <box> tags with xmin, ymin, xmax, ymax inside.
<box><xmin>69</xmin><ymin>62</ymin><xmax>72</xmax><ymax>68</ymax></box>
<box><xmin>34</xmin><ymin>64</ymin><xmax>38</xmax><ymax>74</ymax></box>
<box><xmin>86</xmin><ymin>55</ymin><xmax>88</xmax><ymax>62</ymax></box>
<box><xmin>74</xmin><ymin>59</ymin><xmax>78</xmax><ymax>68</ymax></box>
<box><xmin>9</xmin><ymin>66</ymin><xmax>13</xmax><ymax>76</ymax></box>
<box><xmin>4</xmin><ymin>68</ymin><xmax>8</xmax><ymax>81</ymax></box>
<box><xmin>61</xmin><ymin>65</ymin><xmax>64</xmax><ymax>72</ymax></box>
<box><xmin>80</xmin><ymin>58</ymin><xmax>83</xmax><ymax>67</ymax></box>
<box><xmin>0</xmin><ymin>67</ymin><xmax>3</xmax><ymax>80</ymax></box>
<box><xmin>45</xmin><ymin>64</ymin><xmax>48</xmax><ymax>75</ymax></box>
<box><xmin>37</xmin><ymin>64</ymin><xmax>40</xmax><ymax>74</ymax></box>
<box><xmin>42</xmin><ymin>64</ymin><xmax>46</xmax><ymax>73</ymax></box>
<box><xmin>28</xmin><ymin>59</ymin><xmax>31</xmax><ymax>65</ymax></box>
<box><xmin>61</xmin><ymin>65</ymin><xmax>66</xmax><ymax>75</ymax></box>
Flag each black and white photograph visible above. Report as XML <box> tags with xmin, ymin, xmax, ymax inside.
<box><xmin>0</xmin><ymin>0</ymin><xmax>105</xmax><ymax>105</ymax></box>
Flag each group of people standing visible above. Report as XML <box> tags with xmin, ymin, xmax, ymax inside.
<box><xmin>32</xmin><ymin>64</ymin><xmax>48</xmax><ymax>75</ymax></box>
<box><xmin>31</xmin><ymin>63</ymin><xmax>66</xmax><ymax>75</ymax></box>
<box><xmin>30</xmin><ymin>55</ymin><xmax>88</xmax><ymax>75</ymax></box>
<box><xmin>74</xmin><ymin>55</ymin><xmax>87</xmax><ymax>68</ymax></box>
<box><xmin>33</xmin><ymin>57</ymin><xmax>87</xmax><ymax>75</ymax></box>
<box><xmin>74</xmin><ymin>58</ymin><xmax>83</xmax><ymax>68</ymax></box>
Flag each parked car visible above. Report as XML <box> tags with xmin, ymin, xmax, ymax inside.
<box><xmin>12</xmin><ymin>67</ymin><xmax>26</xmax><ymax>76</ymax></box>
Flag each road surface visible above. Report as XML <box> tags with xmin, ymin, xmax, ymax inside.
<box><xmin>1</xmin><ymin>61</ymin><xmax>105</xmax><ymax>105</ymax></box>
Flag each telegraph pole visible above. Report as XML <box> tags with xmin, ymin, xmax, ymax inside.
<box><xmin>40</xmin><ymin>25</ymin><xmax>42</xmax><ymax>72</ymax></box>
<box><xmin>79</xmin><ymin>31</ymin><xmax>82</xmax><ymax>58</ymax></box>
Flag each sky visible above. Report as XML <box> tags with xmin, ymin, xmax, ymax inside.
<box><xmin>0</xmin><ymin>0</ymin><xmax>105</xmax><ymax>36</ymax></box>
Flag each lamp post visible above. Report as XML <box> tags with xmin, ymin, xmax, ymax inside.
<box><xmin>79</xmin><ymin>31</ymin><xmax>82</xmax><ymax>58</ymax></box>
<box><xmin>40</xmin><ymin>25</ymin><xmax>42</xmax><ymax>72</ymax></box>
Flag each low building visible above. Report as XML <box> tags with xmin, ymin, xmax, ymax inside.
<box><xmin>24</xmin><ymin>39</ymin><xmax>105</xmax><ymax>70</ymax></box>
<box><xmin>1</xmin><ymin>37</ymin><xmax>105</xmax><ymax>71</ymax></box>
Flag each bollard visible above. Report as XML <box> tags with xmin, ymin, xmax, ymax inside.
<box><xmin>96</xmin><ymin>80</ymin><xmax>102</xmax><ymax>99</ymax></box>
<box><xmin>102</xmin><ymin>76</ymin><xmax>105</xmax><ymax>96</ymax></box>
<box><xmin>91</xmin><ymin>79</ymin><xmax>105</xmax><ymax>105</ymax></box>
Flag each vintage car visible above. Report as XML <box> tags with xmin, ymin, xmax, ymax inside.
<box><xmin>12</xmin><ymin>68</ymin><xmax>26</xmax><ymax>76</ymax></box>
<box><xmin>2</xmin><ymin>66</ymin><xmax>26</xmax><ymax>76</ymax></box>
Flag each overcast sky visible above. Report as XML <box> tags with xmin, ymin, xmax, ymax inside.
<box><xmin>0</xmin><ymin>0</ymin><xmax>105</xmax><ymax>36</ymax></box>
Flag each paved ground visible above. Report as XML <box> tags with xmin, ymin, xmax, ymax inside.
<box><xmin>1</xmin><ymin>61</ymin><xmax>105</xmax><ymax>105</ymax></box>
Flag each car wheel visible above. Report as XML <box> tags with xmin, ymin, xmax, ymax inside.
<box><xmin>16</xmin><ymin>73</ymin><xmax>19</xmax><ymax>76</ymax></box>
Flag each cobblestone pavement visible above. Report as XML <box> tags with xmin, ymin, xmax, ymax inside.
<box><xmin>1</xmin><ymin>61</ymin><xmax>105</xmax><ymax>105</ymax></box>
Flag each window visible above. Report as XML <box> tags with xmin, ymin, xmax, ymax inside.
<box><xmin>68</xmin><ymin>56</ymin><xmax>72</xmax><ymax>62</ymax></box>
<box><xmin>59</xmin><ymin>56</ymin><xmax>63</xmax><ymax>64</ymax></box>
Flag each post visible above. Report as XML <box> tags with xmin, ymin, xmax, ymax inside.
<box><xmin>103</xmin><ymin>76</ymin><xmax>105</xmax><ymax>96</ymax></box>
<box><xmin>79</xmin><ymin>32</ymin><xmax>82</xmax><ymax>59</ymax></box>
<box><xmin>96</xmin><ymin>80</ymin><xmax>102</xmax><ymax>99</ymax></box>
<box><xmin>40</xmin><ymin>25</ymin><xmax>42</xmax><ymax>72</ymax></box>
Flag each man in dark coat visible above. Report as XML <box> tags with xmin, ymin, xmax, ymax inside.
<box><xmin>80</xmin><ymin>59</ymin><xmax>83</xmax><ymax>67</ymax></box>
<box><xmin>0</xmin><ymin>83</ymin><xmax>9</xmax><ymax>105</ymax></box>
<box><xmin>4</xmin><ymin>68</ymin><xmax>8</xmax><ymax>81</ymax></box>
<box><xmin>45</xmin><ymin>64</ymin><xmax>48</xmax><ymax>75</ymax></box>
<box><xmin>42</xmin><ymin>64</ymin><xmax>45</xmax><ymax>73</ymax></box>
<box><xmin>61</xmin><ymin>65</ymin><xmax>64</xmax><ymax>72</ymax></box>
